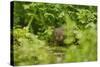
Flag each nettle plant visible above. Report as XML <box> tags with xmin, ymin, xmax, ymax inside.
<box><xmin>12</xmin><ymin>1</ymin><xmax>97</xmax><ymax>66</ymax></box>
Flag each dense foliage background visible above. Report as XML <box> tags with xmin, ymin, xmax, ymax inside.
<box><xmin>11</xmin><ymin>1</ymin><xmax>97</xmax><ymax>66</ymax></box>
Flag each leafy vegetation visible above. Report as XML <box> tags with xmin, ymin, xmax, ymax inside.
<box><xmin>11</xmin><ymin>1</ymin><xmax>97</xmax><ymax>66</ymax></box>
